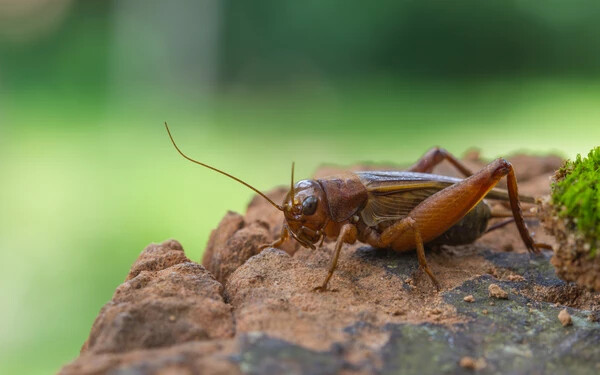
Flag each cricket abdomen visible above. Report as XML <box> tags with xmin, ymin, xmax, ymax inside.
<box><xmin>427</xmin><ymin>200</ymin><xmax>491</xmax><ymax>246</ymax></box>
<box><xmin>359</xmin><ymin>200</ymin><xmax>491</xmax><ymax>251</ymax></box>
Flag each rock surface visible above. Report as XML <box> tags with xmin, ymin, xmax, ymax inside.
<box><xmin>60</xmin><ymin>154</ymin><xmax>600</xmax><ymax>375</ymax></box>
<box><xmin>81</xmin><ymin>240</ymin><xmax>234</xmax><ymax>354</ymax></box>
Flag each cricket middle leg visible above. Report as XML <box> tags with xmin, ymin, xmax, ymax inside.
<box><xmin>361</xmin><ymin>217</ymin><xmax>441</xmax><ymax>289</ymax></box>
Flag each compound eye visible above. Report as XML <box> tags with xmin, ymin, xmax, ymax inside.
<box><xmin>302</xmin><ymin>195</ymin><xmax>318</xmax><ymax>216</ymax></box>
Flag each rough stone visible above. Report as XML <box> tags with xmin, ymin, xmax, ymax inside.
<box><xmin>80</xmin><ymin>239</ymin><xmax>234</xmax><ymax>355</ymax></box>
<box><xmin>62</xmin><ymin>340</ymin><xmax>238</xmax><ymax>375</ymax></box>
<box><xmin>488</xmin><ymin>283</ymin><xmax>508</xmax><ymax>299</ymax></box>
<box><xmin>60</xmin><ymin>154</ymin><xmax>600</xmax><ymax>375</ymax></box>
<box><xmin>558</xmin><ymin>308</ymin><xmax>572</xmax><ymax>326</ymax></box>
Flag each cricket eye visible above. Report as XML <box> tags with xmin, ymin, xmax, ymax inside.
<box><xmin>302</xmin><ymin>195</ymin><xmax>318</xmax><ymax>216</ymax></box>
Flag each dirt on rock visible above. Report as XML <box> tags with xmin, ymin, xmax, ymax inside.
<box><xmin>60</xmin><ymin>153</ymin><xmax>600</xmax><ymax>375</ymax></box>
<box><xmin>488</xmin><ymin>284</ymin><xmax>508</xmax><ymax>299</ymax></box>
<box><xmin>558</xmin><ymin>308</ymin><xmax>573</xmax><ymax>327</ymax></box>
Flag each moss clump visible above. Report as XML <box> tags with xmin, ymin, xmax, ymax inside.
<box><xmin>551</xmin><ymin>147</ymin><xmax>600</xmax><ymax>256</ymax></box>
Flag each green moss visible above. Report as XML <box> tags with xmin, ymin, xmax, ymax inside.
<box><xmin>552</xmin><ymin>147</ymin><xmax>600</xmax><ymax>256</ymax></box>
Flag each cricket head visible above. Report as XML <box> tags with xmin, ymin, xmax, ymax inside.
<box><xmin>282</xmin><ymin>178</ymin><xmax>330</xmax><ymax>249</ymax></box>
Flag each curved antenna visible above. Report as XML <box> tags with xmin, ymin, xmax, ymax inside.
<box><xmin>165</xmin><ymin>122</ymin><xmax>283</xmax><ymax>211</ymax></box>
<box><xmin>290</xmin><ymin>162</ymin><xmax>295</xmax><ymax>204</ymax></box>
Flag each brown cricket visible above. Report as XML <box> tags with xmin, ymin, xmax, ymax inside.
<box><xmin>165</xmin><ymin>123</ymin><xmax>548</xmax><ymax>291</ymax></box>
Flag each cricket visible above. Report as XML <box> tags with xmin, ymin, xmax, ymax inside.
<box><xmin>165</xmin><ymin>123</ymin><xmax>549</xmax><ymax>291</ymax></box>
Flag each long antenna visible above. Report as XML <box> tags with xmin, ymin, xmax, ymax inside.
<box><xmin>164</xmin><ymin>122</ymin><xmax>283</xmax><ymax>211</ymax></box>
<box><xmin>290</xmin><ymin>162</ymin><xmax>295</xmax><ymax>204</ymax></box>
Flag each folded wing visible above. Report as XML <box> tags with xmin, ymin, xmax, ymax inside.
<box><xmin>356</xmin><ymin>171</ymin><xmax>458</xmax><ymax>227</ymax></box>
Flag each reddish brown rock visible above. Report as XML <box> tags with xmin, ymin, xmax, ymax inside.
<box><xmin>203</xmin><ymin>217</ymin><xmax>272</xmax><ymax>285</ymax></box>
<box><xmin>203</xmin><ymin>188</ymin><xmax>301</xmax><ymax>285</ymax></box>
<box><xmin>202</xmin><ymin>211</ymin><xmax>245</xmax><ymax>275</ymax></box>
<box><xmin>61</xmin><ymin>340</ymin><xmax>238</xmax><ymax>375</ymax></box>
<box><xmin>224</xmin><ymin>246</ymin><xmax>478</xmax><ymax>353</ymax></box>
<box><xmin>61</xmin><ymin>153</ymin><xmax>600</xmax><ymax>375</ymax></box>
<box><xmin>81</xmin><ymin>240</ymin><xmax>234</xmax><ymax>354</ymax></box>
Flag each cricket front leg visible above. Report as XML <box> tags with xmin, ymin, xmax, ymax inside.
<box><xmin>259</xmin><ymin>225</ymin><xmax>289</xmax><ymax>251</ymax></box>
<box><xmin>407</xmin><ymin>147</ymin><xmax>473</xmax><ymax>177</ymax></box>
<box><xmin>314</xmin><ymin>223</ymin><xmax>357</xmax><ymax>292</ymax></box>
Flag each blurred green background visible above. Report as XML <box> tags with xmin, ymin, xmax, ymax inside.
<box><xmin>1</xmin><ymin>1</ymin><xmax>599</xmax><ymax>373</ymax></box>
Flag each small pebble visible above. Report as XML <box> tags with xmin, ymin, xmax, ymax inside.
<box><xmin>502</xmin><ymin>244</ymin><xmax>514</xmax><ymax>252</ymax></box>
<box><xmin>430</xmin><ymin>308</ymin><xmax>442</xmax><ymax>315</ymax></box>
<box><xmin>506</xmin><ymin>274</ymin><xmax>525</xmax><ymax>282</ymax></box>
<box><xmin>168</xmin><ymin>315</ymin><xmax>176</xmax><ymax>322</ymax></box>
<box><xmin>459</xmin><ymin>356</ymin><xmax>476</xmax><ymax>370</ymax></box>
<box><xmin>459</xmin><ymin>356</ymin><xmax>487</xmax><ymax>370</ymax></box>
<box><xmin>463</xmin><ymin>295</ymin><xmax>474</xmax><ymax>303</ymax></box>
<box><xmin>558</xmin><ymin>309</ymin><xmax>572</xmax><ymax>327</ymax></box>
<box><xmin>487</xmin><ymin>267</ymin><xmax>498</xmax><ymax>278</ymax></box>
<box><xmin>482</xmin><ymin>309</ymin><xmax>488</xmax><ymax>315</ymax></box>
<box><xmin>489</xmin><ymin>301</ymin><xmax>495</xmax><ymax>306</ymax></box>
<box><xmin>488</xmin><ymin>283</ymin><xmax>508</xmax><ymax>299</ymax></box>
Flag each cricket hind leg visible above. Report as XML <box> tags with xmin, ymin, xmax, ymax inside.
<box><xmin>363</xmin><ymin>158</ymin><xmax>549</xmax><ymax>290</ymax></box>
<box><xmin>393</xmin><ymin>158</ymin><xmax>545</xmax><ymax>254</ymax></box>
<box><xmin>374</xmin><ymin>158</ymin><xmax>548</xmax><ymax>289</ymax></box>
<box><xmin>502</xmin><ymin>161</ymin><xmax>546</xmax><ymax>253</ymax></box>
<box><xmin>407</xmin><ymin>147</ymin><xmax>473</xmax><ymax>177</ymax></box>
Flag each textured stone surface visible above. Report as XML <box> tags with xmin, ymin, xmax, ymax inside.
<box><xmin>60</xmin><ymin>154</ymin><xmax>600</xmax><ymax>375</ymax></box>
<box><xmin>62</xmin><ymin>340</ymin><xmax>238</xmax><ymax>375</ymax></box>
<box><xmin>79</xmin><ymin>240</ymin><xmax>234</xmax><ymax>355</ymax></box>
